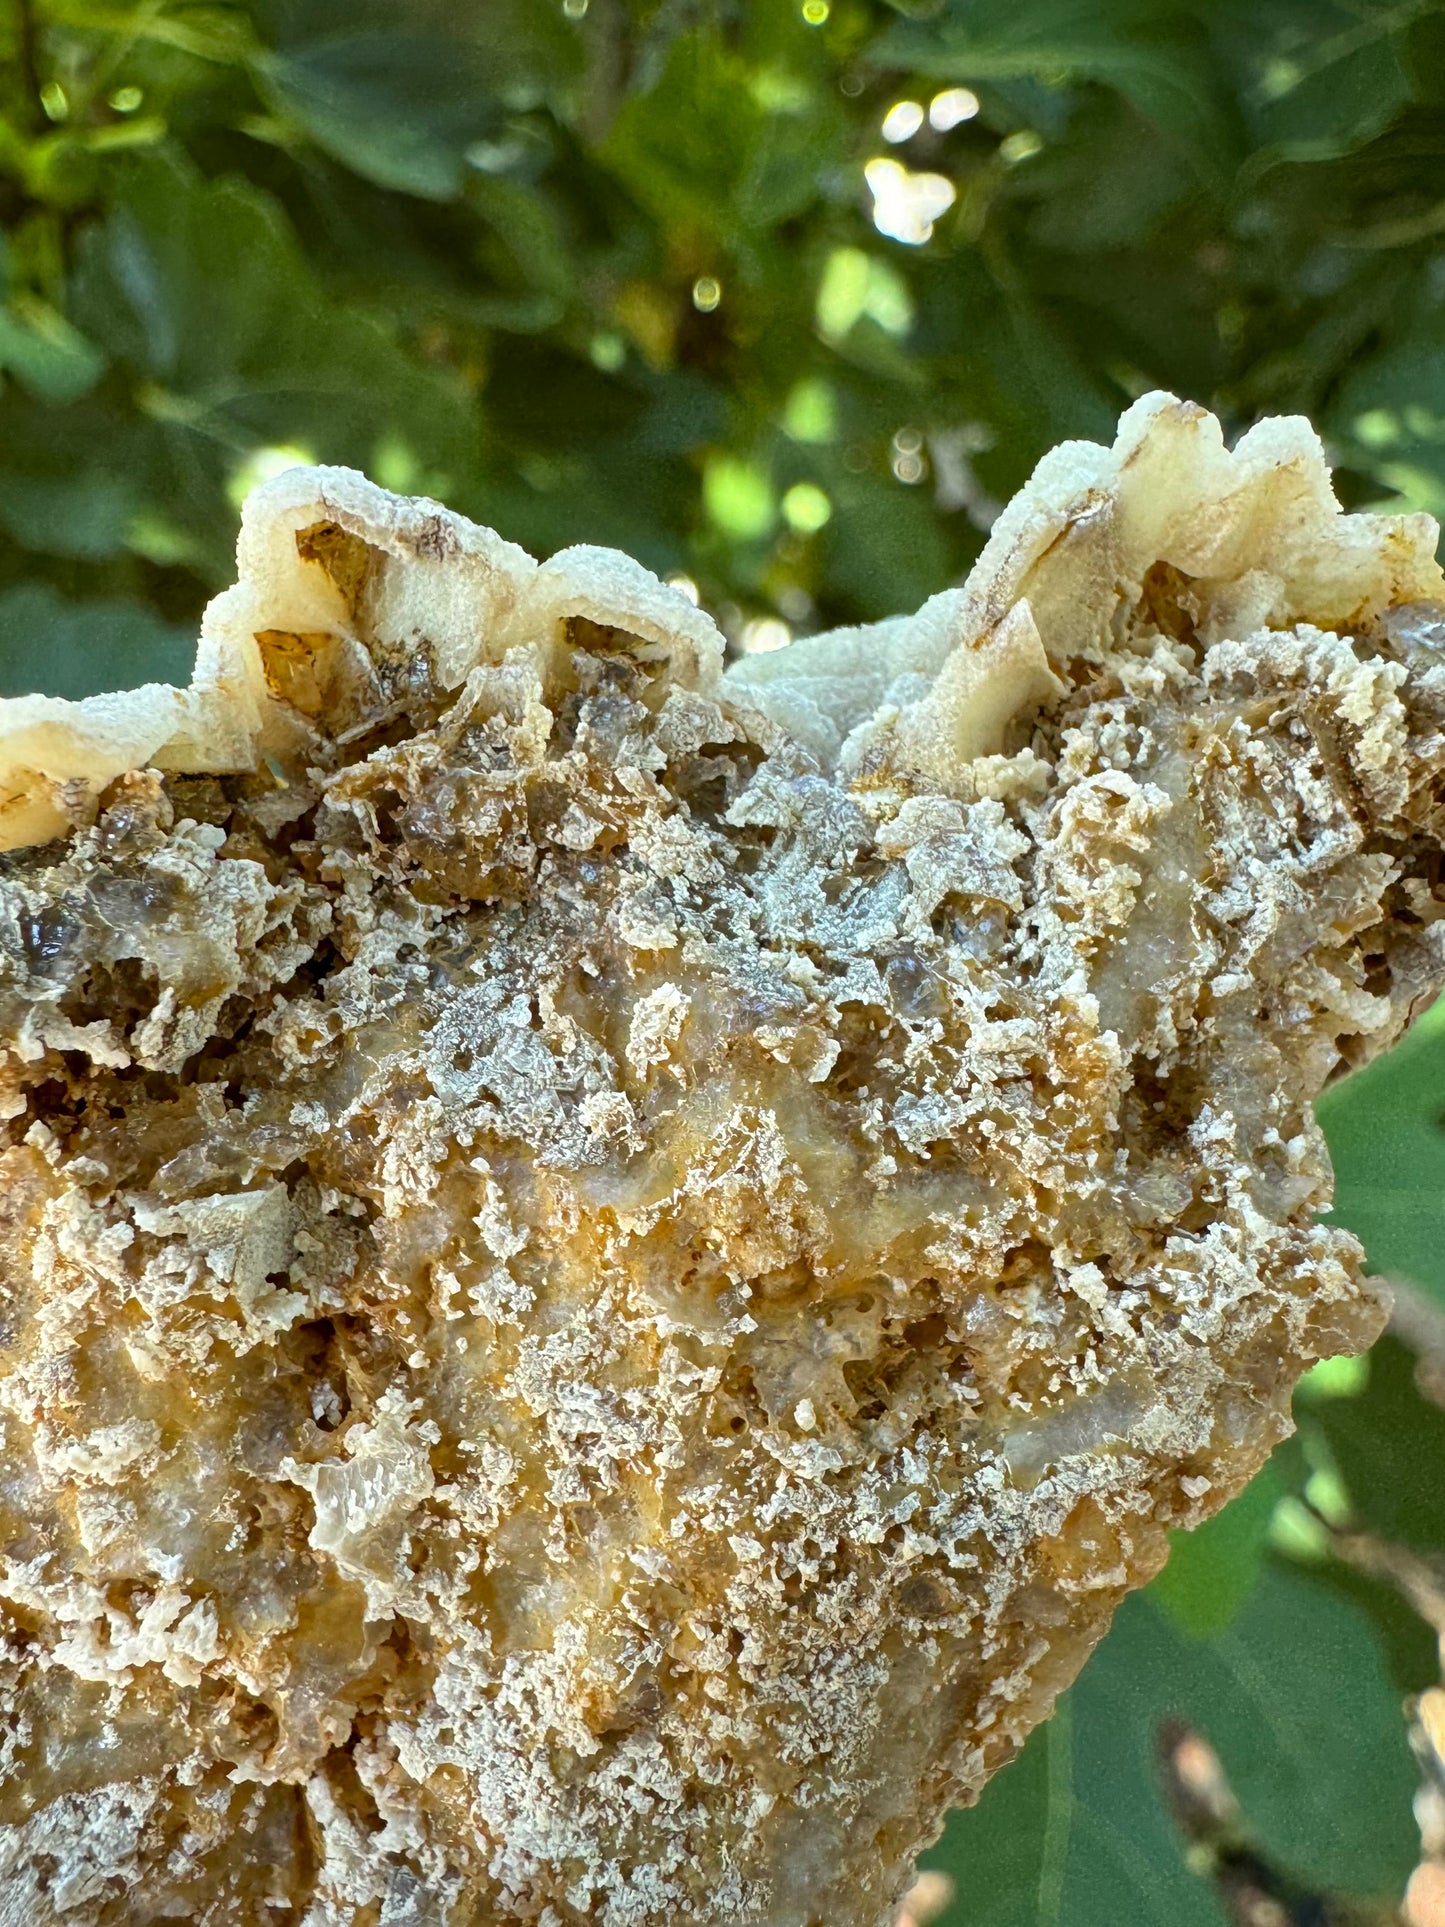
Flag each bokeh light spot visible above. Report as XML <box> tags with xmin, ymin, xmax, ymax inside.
<box><xmin>865</xmin><ymin>158</ymin><xmax>956</xmax><ymax>244</ymax></box>
<box><xmin>816</xmin><ymin>248</ymin><xmax>914</xmax><ymax>339</ymax></box>
<box><xmin>881</xmin><ymin>100</ymin><xmax>925</xmax><ymax>144</ymax></box>
<box><xmin>999</xmin><ymin>130</ymin><xmax>1043</xmax><ymax>165</ymax></box>
<box><xmin>784</xmin><ymin>378</ymin><xmax>838</xmax><ymax>444</ymax></box>
<box><xmin>1354</xmin><ymin>409</ymin><xmax>1400</xmax><ymax>449</ymax></box>
<box><xmin>782</xmin><ymin>482</ymin><xmax>832</xmax><ymax>533</ymax></box>
<box><xmin>739</xmin><ymin>617</ymin><xmax>792</xmax><ymax>655</ymax></box>
<box><xmin>227</xmin><ymin>443</ymin><xmax>315</xmax><ymax>511</ymax></box>
<box><xmin>892</xmin><ymin>427</ymin><xmax>926</xmax><ymax>484</ymax></box>
<box><xmin>704</xmin><ymin>458</ymin><xmax>776</xmax><ymax>541</ymax></box>
<box><xmin>929</xmin><ymin>88</ymin><xmax>979</xmax><ymax>130</ymax></box>
<box><xmin>1297</xmin><ymin>1353</ymin><xmax>1370</xmax><ymax>1400</ymax></box>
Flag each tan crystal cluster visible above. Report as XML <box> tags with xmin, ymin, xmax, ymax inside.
<box><xmin>3</xmin><ymin>396</ymin><xmax>1445</xmax><ymax>1926</ymax></box>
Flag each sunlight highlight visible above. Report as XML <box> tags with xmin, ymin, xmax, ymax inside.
<box><xmin>226</xmin><ymin>444</ymin><xmax>314</xmax><ymax>511</ymax></box>
<box><xmin>929</xmin><ymin>87</ymin><xmax>979</xmax><ymax>130</ymax></box>
<box><xmin>865</xmin><ymin>158</ymin><xmax>956</xmax><ymax>244</ymax></box>
<box><xmin>738</xmin><ymin>616</ymin><xmax>792</xmax><ymax>655</ymax></box>
<box><xmin>881</xmin><ymin>100</ymin><xmax>924</xmax><ymax>144</ymax></box>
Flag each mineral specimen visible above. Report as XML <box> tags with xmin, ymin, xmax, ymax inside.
<box><xmin>2</xmin><ymin>394</ymin><xmax>1444</xmax><ymax>1926</ymax></box>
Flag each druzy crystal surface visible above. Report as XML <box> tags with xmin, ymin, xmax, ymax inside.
<box><xmin>3</xmin><ymin>396</ymin><xmax>1445</xmax><ymax>1924</ymax></box>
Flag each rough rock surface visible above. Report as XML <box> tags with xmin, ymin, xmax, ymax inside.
<box><xmin>3</xmin><ymin>395</ymin><xmax>1445</xmax><ymax>1925</ymax></box>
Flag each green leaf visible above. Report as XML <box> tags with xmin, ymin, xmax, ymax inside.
<box><xmin>68</xmin><ymin>153</ymin><xmax>477</xmax><ymax>575</ymax></box>
<box><xmin>924</xmin><ymin>1709</ymin><xmax>1098</xmax><ymax>1927</ymax></box>
<box><xmin>0</xmin><ymin>391</ymin><xmax>147</xmax><ymax>561</ymax></box>
<box><xmin>1210</xmin><ymin>0</ymin><xmax>1418</xmax><ymax>160</ymax></box>
<box><xmin>0</xmin><ymin>581</ymin><xmax>193</xmax><ymax>699</ymax></box>
<box><xmin>819</xmin><ymin>467</ymin><xmax>954</xmax><ymax>621</ymax></box>
<box><xmin>1253</xmin><ymin>32</ymin><xmax>1410</xmax><ymax>160</ymax></box>
<box><xmin>869</xmin><ymin>0</ymin><xmax>1239</xmax><ymax>183</ymax></box>
<box><xmin>1016</xmin><ymin>96</ymin><xmax>1197</xmax><ymax>255</ymax></box>
<box><xmin>1181</xmin><ymin>1560</ymin><xmax>1419</xmax><ymax>1893</ymax></box>
<box><xmin>0</xmin><ymin>296</ymin><xmax>105</xmax><ymax>403</ymax></box>
<box><xmin>255</xmin><ymin>36</ymin><xmax>503</xmax><ymax>201</ymax></box>
<box><xmin>1302</xmin><ymin>1334</ymin><xmax>1445</xmax><ymax>1554</ymax></box>
<box><xmin>1284</xmin><ymin>1551</ymin><xmax>1441</xmax><ymax>1702</ymax></box>
<box><xmin>922</xmin><ymin>1604</ymin><xmax>1225</xmax><ymax>1927</ymax></box>
<box><xmin>0</xmin><ymin>463</ymin><xmax>138</xmax><ymax>559</ymax></box>
<box><xmin>1316</xmin><ymin>997</ymin><xmax>1445</xmax><ymax>1307</ymax></box>
<box><xmin>1149</xmin><ymin>1459</ymin><xmax>1282</xmax><ymax>1640</ymax></box>
<box><xmin>927</xmin><ymin>1557</ymin><xmax>1419</xmax><ymax>1922</ymax></box>
<box><xmin>465</xmin><ymin>174</ymin><xmax>576</xmax><ymax>309</ymax></box>
<box><xmin>603</xmin><ymin>30</ymin><xmax>847</xmax><ymax>247</ymax></box>
<box><xmin>1401</xmin><ymin>10</ymin><xmax>1445</xmax><ymax>104</ymax></box>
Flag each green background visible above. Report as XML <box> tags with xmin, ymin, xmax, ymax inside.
<box><xmin>5</xmin><ymin>1</ymin><xmax>1445</xmax><ymax>1919</ymax></box>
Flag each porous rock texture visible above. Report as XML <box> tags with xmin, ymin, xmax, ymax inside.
<box><xmin>3</xmin><ymin>395</ymin><xmax>1445</xmax><ymax>1926</ymax></box>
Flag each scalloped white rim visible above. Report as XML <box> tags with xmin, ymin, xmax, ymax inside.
<box><xmin>1</xmin><ymin>392</ymin><xmax>1438</xmax><ymax>851</ymax></box>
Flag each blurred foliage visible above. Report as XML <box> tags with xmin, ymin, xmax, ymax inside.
<box><xmin>12</xmin><ymin>0</ymin><xmax>1445</xmax><ymax>684</ymax></box>
<box><xmin>929</xmin><ymin>1561</ymin><xmax>1427</xmax><ymax>1924</ymax></box>
<box><xmin>1319</xmin><ymin>998</ymin><xmax>1445</xmax><ymax>1315</ymax></box>
<box><xmin>7</xmin><ymin>2</ymin><xmax>1445</xmax><ymax>1923</ymax></box>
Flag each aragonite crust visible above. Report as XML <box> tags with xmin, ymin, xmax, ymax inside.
<box><xmin>3</xmin><ymin>395</ymin><xmax>1445</xmax><ymax>1925</ymax></box>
